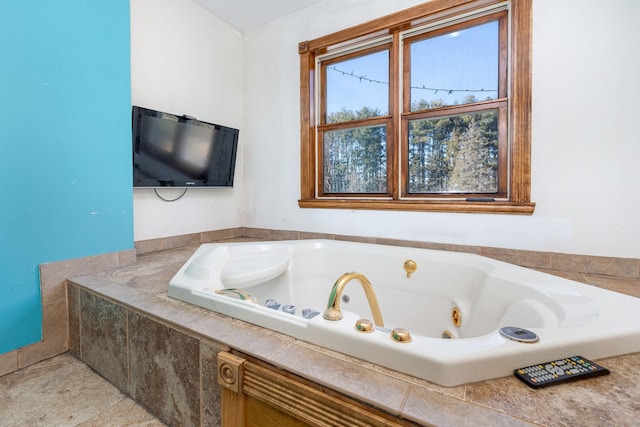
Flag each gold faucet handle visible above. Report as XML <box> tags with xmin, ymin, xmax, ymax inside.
<box><xmin>404</xmin><ymin>260</ymin><xmax>417</xmax><ymax>278</ymax></box>
<box><xmin>355</xmin><ymin>318</ymin><xmax>374</xmax><ymax>333</ymax></box>
<box><xmin>391</xmin><ymin>328</ymin><xmax>412</xmax><ymax>343</ymax></box>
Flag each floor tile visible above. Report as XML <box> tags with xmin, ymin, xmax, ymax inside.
<box><xmin>0</xmin><ymin>354</ymin><xmax>164</xmax><ymax>427</ymax></box>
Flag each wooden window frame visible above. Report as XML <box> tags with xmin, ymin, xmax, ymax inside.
<box><xmin>298</xmin><ymin>0</ymin><xmax>534</xmax><ymax>215</ymax></box>
<box><xmin>318</xmin><ymin>44</ymin><xmax>395</xmax><ymax>197</ymax></box>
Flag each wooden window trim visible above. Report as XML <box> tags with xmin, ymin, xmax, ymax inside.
<box><xmin>299</xmin><ymin>0</ymin><xmax>534</xmax><ymax>214</ymax></box>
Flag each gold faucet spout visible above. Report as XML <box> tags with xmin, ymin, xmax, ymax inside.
<box><xmin>323</xmin><ymin>272</ymin><xmax>384</xmax><ymax>327</ymax></box>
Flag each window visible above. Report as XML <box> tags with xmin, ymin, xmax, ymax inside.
<box><xmin>299</xmin><ymin>0</ymin><xmax>534</xmax><ymax>214</ymax></box>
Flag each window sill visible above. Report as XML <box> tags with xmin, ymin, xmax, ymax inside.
<box><xmin>298</xmin><ymin>199</ymin><xmax>535</xmax><ymax>215</ymax></box>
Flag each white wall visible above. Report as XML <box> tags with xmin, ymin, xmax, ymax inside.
<box><xmin>130</xmin><ymin>0</ymin><xmax>244</xmax><ymax>241</ymax></box>
<box><xmin>242</xmin><ymin>0</ymin><xmax>640</xmax><ymax>259</ymax></box>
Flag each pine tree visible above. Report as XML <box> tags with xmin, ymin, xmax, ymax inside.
<box><xmin>324</xmin><ymin>108</ymin><xmax>386</xmax><ymax>193</ymax></box>
<box><xmin>324</xmin><ymin>100</ymin><xmax>498</xmax><ymax>194</ymax></box>
<box><xmin>449</xmin><ymin>111</ymin><xmax>498</xmax><ymax>192</ymax></box>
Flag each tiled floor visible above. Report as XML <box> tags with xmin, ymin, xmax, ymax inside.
<box><xmin>0</xmin><ymin>353</ymin><xmax>165</xmax><ymax>426</ymax></box>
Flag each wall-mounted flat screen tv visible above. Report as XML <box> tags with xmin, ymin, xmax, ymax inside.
<box><xmin>132</xmin><ymin>106</ymin><xmax>239</xmax><ymax>188</ymax></box>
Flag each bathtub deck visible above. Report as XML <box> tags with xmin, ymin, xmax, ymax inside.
<box><xmin>70</xmin><ymin>241</ymin><xmax>640</xmax><ymax>427</ymax></box>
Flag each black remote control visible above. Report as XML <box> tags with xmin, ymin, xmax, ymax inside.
<box><xmin>514</xmin><ymin>356</ymin><xmax>610</xmax><ymax>388</ymax></box>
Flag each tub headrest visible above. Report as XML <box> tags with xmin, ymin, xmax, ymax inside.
<box><xmin>184</xmin><ymin>246</ymin><xmax>232</xmax><ymax>280</ymax></box>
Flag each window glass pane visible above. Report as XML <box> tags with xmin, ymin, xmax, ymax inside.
<box><xmin>408</xmin><ymin>110</ymin><xmax>498</xmax><ymax>193</ymax></box>
<box><xmin>323</xmin><ymin>125</ymin><xmax>387</xmax><ymax>193</ymax></box>
<box><xmin>410</xmin><ymin>20</ymin><xmax>499</xmax><ymax>111</ymax></box>
<box><xmin>325</xmin><ymin>50</ymin><xmax>389</xmax><ymax>123</ymax></box>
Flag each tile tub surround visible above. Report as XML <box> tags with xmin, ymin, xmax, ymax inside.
<box><xmin>135</xmin><ymin>227</ymin><xmax>640</xmax><ymax>283</ymax></box>
<box><xmin>70</xmin><ymin>281</ymin><xmax>226</xmax><ymax>427</ymax></box>
<box><xmin>0</xmin><ymin>248</ymin><xmax>136</xmax><ymax>378</ymax></box>
<box><xmin>68</xmin><ymin>242</ymin><xmax>640</xmax><ymax>426</ymax></box>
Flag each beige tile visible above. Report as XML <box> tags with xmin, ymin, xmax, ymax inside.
<box><xmin>285</xmin><ymin>336</ymin><xmax>467</xmax><ymax>400</ymax></box>
<box><xmin>18</xmin><ymin>299</ymin><xmax>69</xmax><ymax>368</ymax></box>
<box><xmin>24</xmin><ymin>377</ymin><xmax>126</xmax><ymax>426</ymax></box>
<box><xmin>403</xmin><ymin>383</ymin><xmax>536</xmax><ymax>426</ymax></box>
<box><xmin>247</xmin><ymin>229</ymin><xmax>298</xmax><ymax>240</ymax></box>
<box><xmin>44</xmin><ymin>252</ymin><xmax>122</xmax><ymax>278</ymax></box>
<box><xmin>67</xmin><ymin>276</ymin><xmax>115</xmax><ymax>294</ymax></box>
<box><xmin>0</xmin><ymin>351</ymin><xmax>18</xmax><ymax>377</ymax></box>
<box><xmin>219</xmin><ymin>237</ymin><xmax>265</xmax><ymax>242</ymax></box>
<box><xmin>0</xmin><ymin>383</ymin><xmax>27</xmax><ymax>426</ymax></box>
<box><xmin>129</xmin><ymin>312</ymin><xmax>201</xmax><ymax>426</ymax></box>
<box><xmin>117</xmin><ymin>249</ymin><xmax>137</xmax><ymax>267</ymax></box>
<box><xmin>98</xmin><ymin>259</ymin><xmax>189</xmax><ymax>296</ymax></box>
<box><xmin>4</xmin><ymin>354</ymin><xmax>117</xmax><ymax>424</ymax></box>
<box><xmin>371</xmin><ymin>237</ymin><xmax>420</xmax><ymax>248</ymax></box>
<box><xmin>200</xmin><ymin>227</ymin><xmax>241</xmax><ymax>242</ymax></box>
<box><xmin>1</xmin><ymin>354</ymin><xmax>164</xmax><ymax>427</ymax></box>
<box><xmin>396</xmin><ymin>238</ymin><xmax>483</xmax><ymax>255</ymax></box>
<box><xmin>267</xmin><ymin>229</ymin><xmax>300</xmax><ymax>240</ymax></box>
<box><xmin>534</xmin><ymin>268</ymin><xmax>587</xmax><ymax>282</ymax></box>
<box><xmin>550</xmin><ymin>252</ymin><xmax>639</xmax><ymax>278</ymax></box>
<box><xmin>43</xmin><ymin>298</ymin><xmax>69</xmax><ymax>345</ymax></box>
<box><xmin>335</xmin><ymin>234</ymin><xmax>377</xmax><ymax>244</ymax></box>
<box><xmin>80</xmin><ymin>290</ymin><xmax>129</xmax><ymax>392</ymax></box>
<box><xmin>134</xmin><ymin>233</ymin><xmax>201</xmax><ymax>254</ymax></box>
<box><xmin>297</xmin><ymin>231</ymin><xmax>335</xmax><ymax>240</ymax></box>
<box><xmin>190</xmin><ymin>315</ymin><xmax>289</xmax><ymax>362</ymax></box>
<box><xmin>16</xmin><ymin>341</ymin><xmax>49</xmax><ymax>371</ymax></box>
<box><xmin>0</xmin><ymin>384</ymin><xmax>24</xmax><ymax>424</ymax></box>
<box><xmin>427</xmin><ymin>242</ymin><xmax>483</xmax><ymax>254</ymax></box>
<box><xmin>480</xmin><ymin>246</ymin><xmax>552</xmax><ymax>269</ymax></box>
<box><xmin>77</xmin><ymin>280</ymin><xmax>209</xmax><ymax>333</ymax></box>
<box><xmin>234</xmin><ymin>226</ymin><xmax>249</xmax><ymax>236</ymax></box>
<box><xmin>132</xmin><ymin>294</ymin><xmax>213</xmax><ymax>330</ymax></box>
<box><xmin>38</xmin><ymin>265</ymin><xmax>67</xmax><ymax>305</ymax></box>
<box><xmin>241</xmin><ymin>227</ymin><xmax>274</xmax><ymax>240</ymax></box>
<box><xmin>471</xmin><ymin>354</ymin><xmax>640</xmax><ymax>426</ymax></box>
<box><xmin>581</xmin><ymin>274</ymin><xmax>640</xmax><ymax>298</ymax></box>
<box><xmin>77</xmin><ymin>280</ymin><xmax>160</xmax><ymax>314</ymax></box>
<box><xmin>1</xmin><ymin>353</ymin><xmax>75</xmax><ymax>388</ymax></box>
<box><xmin>162</xmin><ymin>233</ymin><xmax>202</xmax><ymax>250</ymax></box>
<box><xmin>134</xmin><ymin>238</ymin><xmax>165</xmax><ymax>255</ymax></box>
<box><xmin>78</xmin><ymin>397</ymin><xmax>166</xmax><ymax>426</ymax></box>
<box><xmin>241</xmin><ymin>227</ymin><xmax>299</xmax><ymax>241</ymax></box>
<box><xmin>134</xmin><ymin>244</ymin><xmax>198</xmax><ymax>265</ymax></box>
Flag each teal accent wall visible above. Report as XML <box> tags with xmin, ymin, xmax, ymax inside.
<box><xmin>0</xmin><ymin>1</ymin><xmax>133</xmax><ymax>353</ymax></box>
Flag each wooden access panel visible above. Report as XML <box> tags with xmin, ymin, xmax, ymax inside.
<box><xmin>217</xmin><ymin>351</ymin><xmax>417</xmax><ymax>427</ymax></box>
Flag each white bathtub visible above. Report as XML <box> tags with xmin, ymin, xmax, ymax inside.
<box><xmin>168</xmin><ymin>239</ymin><xmax>640</xmax><ymax>386</ymax></box>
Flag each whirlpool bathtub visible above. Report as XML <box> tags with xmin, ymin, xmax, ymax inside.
<box><xmin>168</xmin><ymin>239</ymin><xmax>640</xmax><ymax>386</ymax></box>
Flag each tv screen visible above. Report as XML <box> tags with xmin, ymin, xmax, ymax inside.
<box><xmin>132</xmin><ymin>106</ymin><xmax>239</xmax><ymax>188</ymax></box>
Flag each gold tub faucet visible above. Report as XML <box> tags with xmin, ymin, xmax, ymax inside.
<box><xmin>323</xmin><ymin>272</ymin><xmax>385</xmax><ymax>327</ymax></box>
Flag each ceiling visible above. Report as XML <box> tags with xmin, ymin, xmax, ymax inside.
<box><xmin>190</xmin><ymin>0</ymin><xmax>324</xmax><ymax>32</ymax></box>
